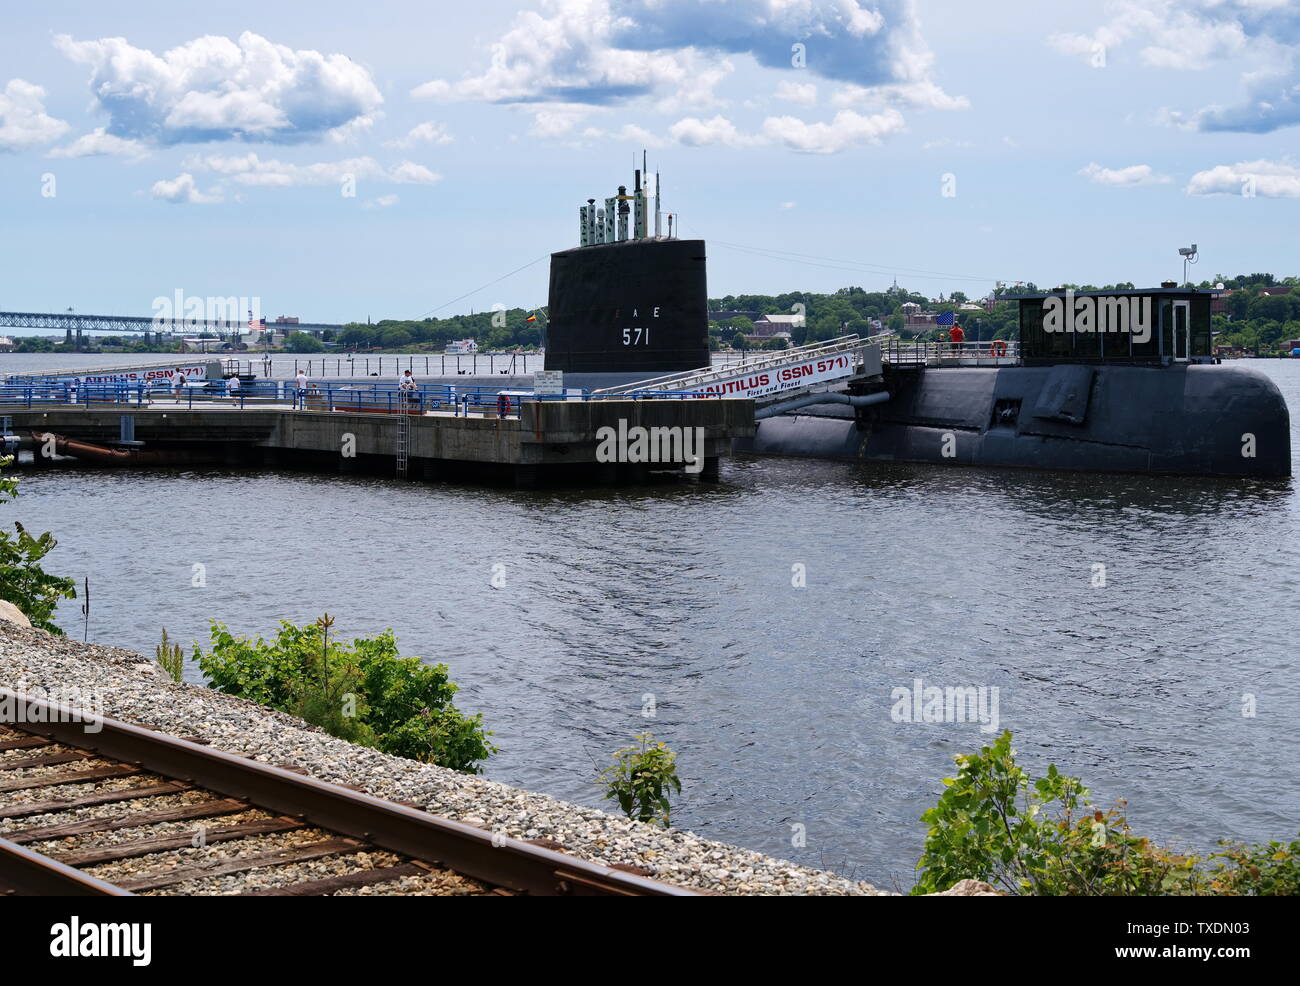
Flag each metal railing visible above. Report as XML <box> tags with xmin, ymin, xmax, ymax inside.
<box><xmin>592</xmin><ymin>334</ymin><xmax>875</xmax><ymax>396</ymax></box>
<box><xmin>0</xmin><ymin>380</ymin><xmax>723</xmax><ymax>416</ymax></box>
<box><xmin>878</xmin><ymin>338</ymin><xmax>1019</xmax><ymax>366</ymax></box>
<box><xmin>222</xmin><ymin>353</ymin><xmax>544</xmax><ymax>379</ymax></box>
<box><xmin>290</xmin><ymin>383</ymin><xmax>721</xmax><ymax>416</ymax></box>
<box><xmin>0</xmin><ymin>381</ymin><xmax>283</xmax><ymax>409</ymax></box>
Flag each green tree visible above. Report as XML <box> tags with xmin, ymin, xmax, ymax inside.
<box><xmin>0</xmin><ymin>458</ymin><xmax>76</xmax><ymax>633</ymax></box>
<box><xmin>284</xmin><ymin>331</ymin><xmax>324</xmax><ymax>353</ymax></box>
<box><xmin>380</xmin><ymin>327</ymin><xmax>413</xmax><ymax>350</ymax></box>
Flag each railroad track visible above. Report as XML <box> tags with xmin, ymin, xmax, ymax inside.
<box><xmin>0</xmin><ymin>692</ymin><xmax>694</xmax><ymax>896</ymax></box>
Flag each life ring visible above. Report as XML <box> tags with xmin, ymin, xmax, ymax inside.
<box><xmin>988</xmin><ymin>339</ymin><xmax>1008</xmax><ymax>358</ymax></box>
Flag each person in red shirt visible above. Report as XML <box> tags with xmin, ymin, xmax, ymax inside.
<box><xmin>948</xmin><ymin>322</ymin><xmax>964</xmax><ymax>353</ymax></box>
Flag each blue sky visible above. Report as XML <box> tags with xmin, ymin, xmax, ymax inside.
<box><xmin>1</xmin><ymin>0</ymin><xmax>1298</xmax><ymax>323</ymax></box>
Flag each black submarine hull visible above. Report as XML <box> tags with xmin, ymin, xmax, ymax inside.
<box><xmin>545</xmin><ymin>238</ymin><xmax>710</xmax><ymax>374</ymax></box>
<box><xmin>740</xmin><ymin>362</ymin><xmax>1291</xmax><ymax>477</ymax></box>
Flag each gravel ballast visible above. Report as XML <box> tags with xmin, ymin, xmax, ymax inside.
<box><xmin>0</xmin><ymin>621</ymin><xmax>888</xmax><ymax>895</ymax></box>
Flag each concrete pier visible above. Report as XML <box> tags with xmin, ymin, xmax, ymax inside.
<box><xmin>4</xmin><ymin>398</ymin><xmax>755</xmax><ymax>485</ymax></box>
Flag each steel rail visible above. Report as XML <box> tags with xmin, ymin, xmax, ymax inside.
<box><xmin>0</xmin><ymin>693</ymin><xmax>694</xmax><ymax>896</ymax></box>
<box><xmin>0</xmin><ymin>837</ymin><xmax>133</xmax><ymax>896</ymax></box>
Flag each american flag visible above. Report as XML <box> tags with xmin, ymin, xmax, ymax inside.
<box><xmin>936</xmin><ymin>311</ymin><xmax>954</xmax><ymax>326</ymax></box>
<box><xmin>247</xmin><ymin>309</ymin><xmax>266</xmax><ymax>330</ymax></box>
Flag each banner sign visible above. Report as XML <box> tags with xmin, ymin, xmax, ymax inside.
<box><xmin>46</xmin><ymin>364</ymin><xmax>213</xmax><ymax>385</ymax></box>
<box><xmin>684</xmin><ymin>353</ymin><xmax>854</xmax><ymax>399</ymax></box>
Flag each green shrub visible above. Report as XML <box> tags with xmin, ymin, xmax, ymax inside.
<box><xmin>0</xmin><ymin>457</ymin><xmax>76</xmax><ymax>634</ymax></box>
<box><xmin>196</xmin><ymin>616</ymin><xmax>495</xmax><ymax>773</ymax></box>
<box><xmin>600</xmin><ymin>733</ymin><xmax>682</xmax><ymax>827</ymax></box>
<box><xmin>914</xmin><ymin>730</ymin><xmax>1297</xmax><ymax>896</ymax></box>
<box><xmin>1209</xmin><ymin>835</ymin><xmax>1300</xmax><ymax>896</ymax></box>
<box><xmin>155</xmin><ymin>628</ymin><xmax>185</xmax><ymax>682</ymax></box>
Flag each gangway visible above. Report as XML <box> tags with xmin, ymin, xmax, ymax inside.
<box><xmin>592</xmin><ymin>334</ymin><xmax>884</xmax><ymax>406</ymax></box>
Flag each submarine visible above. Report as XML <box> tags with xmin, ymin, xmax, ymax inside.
<box><xmin>544</xmin><ymin>166</ymin><xmax>1291</xmax><ymax>478</ymax></box>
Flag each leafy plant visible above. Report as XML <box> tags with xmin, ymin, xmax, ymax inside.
<box><xmin>914</xmin><ymin>730</ymin><xmax>1297</xmax><ymax>896</ymax></box>
<box><xmin>155</xmin><ymin>628</ymin><xmax>185</xmax><ymax>682</ymax></box>
<box><xmin>1209</xmin><ymin>834</ymin><xmax>1300</xmax><ymax>896</ymax></box>
<box><xmin>196</xmin><ymin>616</ymin><xmax>495</xmax><ymax>772</ymax></box>
<box><xmin>600</xmin><ymin>733</ymin><xmax>682</xmax><ymax>827</ymax></box>
<box><xmin>0</xmin><ymin>456</ymin><xmax>76</xmax><ymax>633</ymax></box>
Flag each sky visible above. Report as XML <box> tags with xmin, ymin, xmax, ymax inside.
<box><xmin>1</xmin><ymin>0</ymin><xmax>1298</xmax><ymax>323</ymax></box>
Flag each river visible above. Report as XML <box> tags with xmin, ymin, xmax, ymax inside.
<box><xmin>5</xmin><ymin>354</ymin><xmax>1298</xmax><ymax>890</ymax></box>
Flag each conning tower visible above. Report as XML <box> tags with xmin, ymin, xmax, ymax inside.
<box><xmin>544</xmin><ymin>158</ymin><xmax>710</xmax><ymax>374</ymax></box>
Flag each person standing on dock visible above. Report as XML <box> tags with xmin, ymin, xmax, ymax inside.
<box><xmin>295</xmin><ymin>369</ymin><xmax>309</xmax><ymax>407</ymax></box>
<box><xmin>226</xmin><ymin>374</ymin><xmax>241</xmax><ymax>400</ymax></box>
<box><xmin>172</xmin><ymin>369</ymin><xmax>188</xmax><ymax>399</ymax></box>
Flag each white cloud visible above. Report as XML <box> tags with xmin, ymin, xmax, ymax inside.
<box><xmin>55</xmin><ymin>32</ymin><xmax>383</xmax><ymax>144</ymax></box>
<box><xmin>580</xmin><ymin>122</ymin><xmax>668</xmax><ymax>147</ymax></box>
<box><xmin>668</xmin><ymin>115</ymin><xmax>760</xmax><ymax>148</ymax></box>
<box><xmin>413</xmin><ymin>1</ymin><xmax>960</xmax><ymax>150</ymax></box>
<box><xmin>761</xmin><ymin>108</ymin><xmax>905</xmax><ymax>153</ymax></box>
<box><xmin>49</xmin><ymin>127</ymin><xmax>148</xmax><ymax>159</ymax></box>
<box><xmin>1186</xmin><ymin>159</ymin><xmax>1300</xmax><ymax>197</ymax></box>
<box><xmin>327</xmin><ymin>114</ymin><xmax>381</xmax><ymax>144</ymax></box>
<box><xmin>187</xmin><ymin>153</ymin><xmax>440</xmax><ymax>187</ymax></box>
<box><xmin>1047</xmin><ymin>1</ymin><xmax>1300</xmax><ymax>133</ymax></box>
<box><xmin>390</xmin><ymin>161</ymin><xmax>440</xmax><ymax>184</ymax></box>
<box><xmin>364</xmin><ymin>194</ymin><xmax>400</xmax><ymax>208</ymax></box>
<box><xmin>151</xmin><ymin>172</ymin><xmax>221</xmax><ymax>204</ymax></box>
<box><xmin>775</xmin><ymin>81</ymin><xmax>818</xmax><ymax>106</ymax></box>
<box><xmin>528</xmin><ymin>107</ymin><xmax>591</xmax><ymax>138</ymax></box>
<box><xmin>0</xmin><ymin>79</ymin><xmax>69</xmax><ymax>151</ymax></box>
<box><xmin>780</xmin><ymin>201</ymin><xmax>797</xmax><ymax>209</ymax></box>
<box><xmin>1079</xmin><ymin>162</ymin><xmax>1172</xmax><ymax>186</ymax></box>
<box><xmin>669</xmin><ymin>108</ymin><xmax>903</xmax><ymax>153</ymax></box>
<box><xmin>385</xmin><ymin>121</ymin><xmax>454</xmax><ymax>148</ymax></box>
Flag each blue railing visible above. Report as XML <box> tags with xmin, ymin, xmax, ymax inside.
<box><xmin>0</xmin><ymin>381</ymin><xmax>281</xmax><ymax>409</ymax></box>
<box><xmin>0</xmin><ymin>380</ymin><xmax>723</xmax><ymax>415</ymax></box>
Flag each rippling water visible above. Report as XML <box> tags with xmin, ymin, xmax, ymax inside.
<box><xmin>8</xmin><ymin>360</ymin><xmax>1298</xmax><ymax>889</ymax></box>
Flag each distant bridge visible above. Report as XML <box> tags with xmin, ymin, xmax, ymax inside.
<box><xmin>0</xmin><ymin>311</ymin><xmax>344</xmax><ymax>335</ymax></box>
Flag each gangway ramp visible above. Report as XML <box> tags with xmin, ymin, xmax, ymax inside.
<box><xmin>591</xmin><ymin>335</ymin><xmax>883</xmax><ymax>407</ymax></box>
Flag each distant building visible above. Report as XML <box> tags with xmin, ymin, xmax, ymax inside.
<box><xmin>446</xmin><ymin>338</ymin><xmax>478</xmax><ymax>354</ymax></box>
<box><xmin>0</xmin><ymin>336</ymin><xmax>13</xmax><ymax>352</ymax></box>
<box><xmin>751</xmin><ymin>313</ymin><xmax>805</xmax><ymax>338</ymax></box>
<box><xmin>275</xmin><ymin>315</ymin><xmax>300</xmax><ymax>325</ymax></box>
<box><xmin>1212</xmin><ymin>285</ymin><xmax>1293</xmax><ymax>315</ymax></box>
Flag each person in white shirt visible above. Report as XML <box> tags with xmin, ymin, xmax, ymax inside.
<box><xmin>226</xmin><ymin>375</ymin><xmax>241</xmax><ymax>398</ymax></box>
<box><xmin>398</xmin><ymin>369</ymin><xmax>418</xmax><ymax>407</ymax></box>
<box><xmin>173</xmin><ymin>369</ymin><xmax>188</xmax><ymax>398</ymax></box>
<box><xmin>294</xmin><ymin>370</ymin><xmax>309</xmax><ymax>407</ymax></box>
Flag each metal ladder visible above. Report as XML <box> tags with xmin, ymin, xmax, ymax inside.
<box><xmin>395</xmin><ymin>405</ymin><xmax>411</xmax><ymax>478</ymax></box>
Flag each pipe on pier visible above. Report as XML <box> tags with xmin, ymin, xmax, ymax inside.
<box><xmin>755</xmin><ymin>390</ymin><xmax>890</xmax><ymax>420</ymax></box>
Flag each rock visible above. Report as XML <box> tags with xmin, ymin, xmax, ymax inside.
<box><xmin>927</xmin><ymin>879</ymin><xmax>1002</xmax><ymax>896</ymax></box>
<box><xmin>0</xmin><ymin>600</ymin><xmax>31</xmax><ymax>628</ymax></box>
